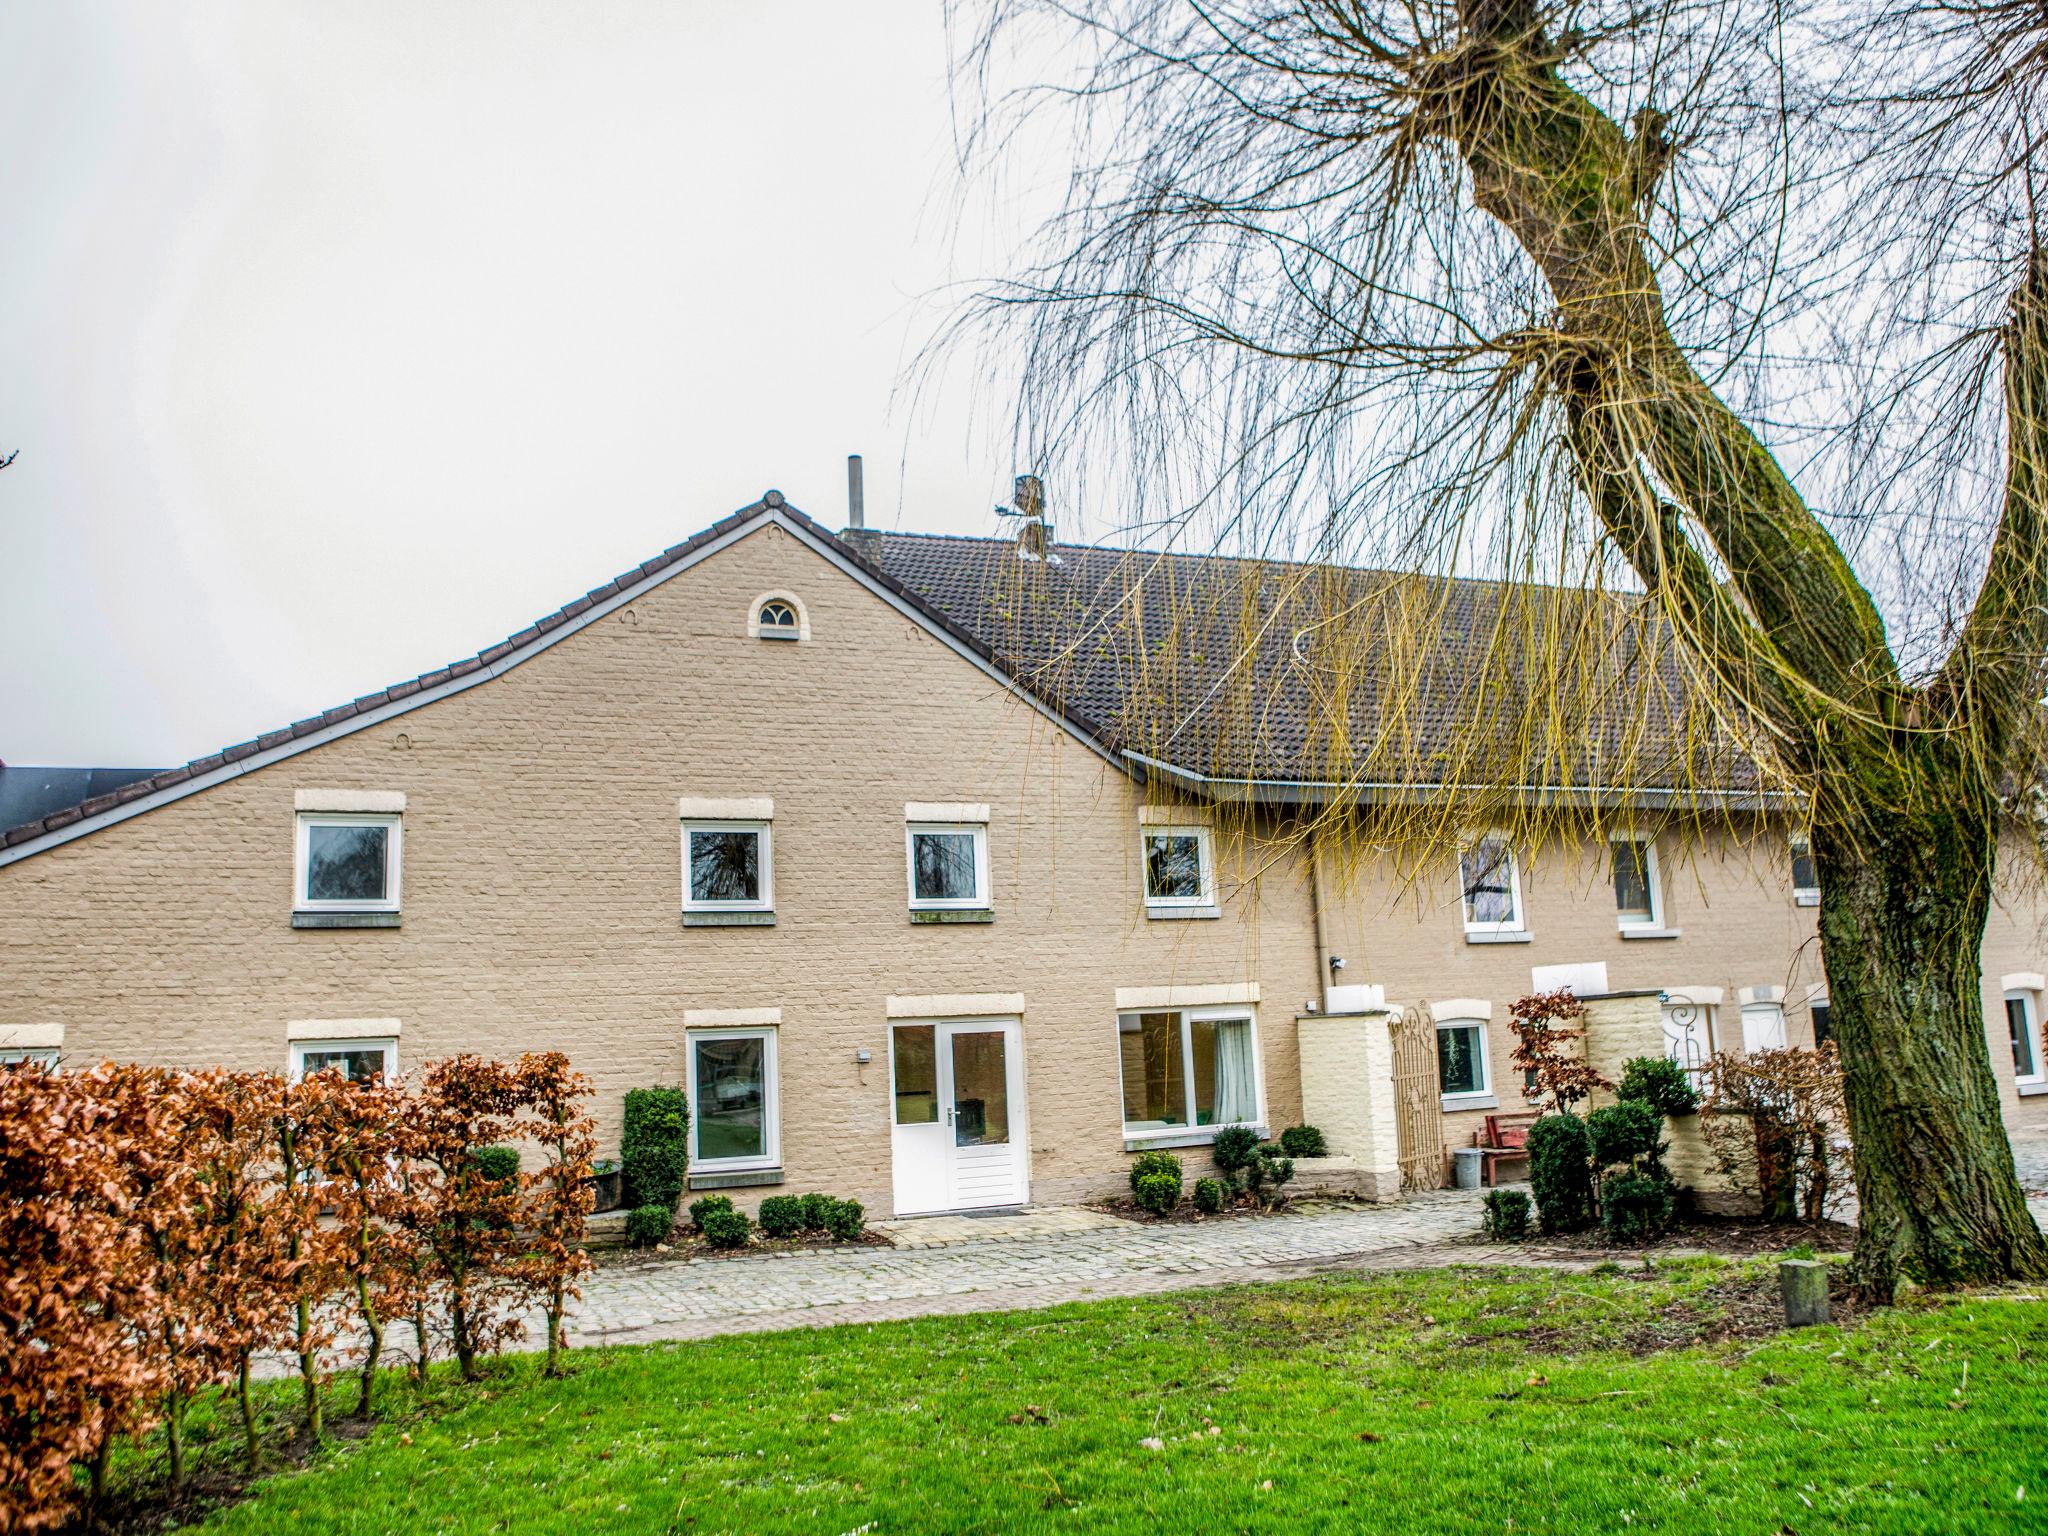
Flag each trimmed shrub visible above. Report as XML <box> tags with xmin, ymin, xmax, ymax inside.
<box><xmin>1211</xmin><ymin>1125</ymin><xmax>1261</xmax><ymax>1174</ymax></box>
<box><xmin>823</xmin><ymin>1198</ymin><xmax>866</xmax><ymax>1242</ymax></box>
<box><xmin>1481</xmin><ymin>1188</ymin><xmax>1531</xmax><ymax>1240</ymax></box>
<box><xmin>469</xmin><ymin>1144</ymin><xmax>522</xmax><ymax>1187</ymax></box>
<box><xmin>621</xmin><ymin>1087</ymin><xmax>690</xmax><ymax>1211</ymax></box>
<box><xmin>1616</xmin><ymin>1056</ymin><xmax>1700</xmax><ymax>1118</ymax></box>
<box><xmin>1278</xmin><ymin>1125</ymin><xmax>1328</xmax><ymax>1159</ymax></box>
<box><xmin>757</xmin><ymin>1195</ymin><xmax>805</xmax><ymax>1239</ymax></box>
<box><xmin>1130</xmin><ymin>1149</ymin><xmax>1184</xmax><ymax>1202</ymax></box>
<box><xmin>1527</xmin><ymin>1114</ymin><xmax>1596</xmax><ymax>1234</ymax></box>
<box><xmin>687</xmin><ymin>1193</ymin><xmax>735</xmax><ymax>1233</ymax></box>
<box><xmin>1586</xmin><ymin>1100</ymin><xmax>1664</xmax><ymax>1172</ymax></box>
<box><xmin>624</xmin><ymin>1204</ymin><xmax>673</xmax><ymax>1248</ymax></box>
<box><xmin>1193</xmin><ymin>1177</ymin><xmax>1226</xmax><ymax>1213</ymax></box>
<box><xmin>798</xmin><ymin>1192</ymin><xmax>835</xmax><ymax>1232</ymax></box>
<box><xmin>1133</xmin><ymin>1170</ymin><xmax>1181</xmax><ymax>1215</ymax></box>
<box><xmin>1600</xmin><ymin>1170</ymin><xmax>1676</xmax><ymax>1244</ymax></box>
<box><xmin>700</xmin><ymin>1206</ymin><xmax>752</xmax><ymax>1249</ymax></box>
<box><xmin>1243</xmin><ymin>1146</ymin><xmax>1295</xmax><ymax>1204</ymax></box>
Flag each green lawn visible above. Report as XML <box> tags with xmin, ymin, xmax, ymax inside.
<box><xmin>168</xmin><ymin>1259</ymin><xmax>2042</xmax><ymax>1534</ymax></box>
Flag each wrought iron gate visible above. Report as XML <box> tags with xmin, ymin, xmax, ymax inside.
<box><xmin>1389</xmin><ymin>1001</ymin><xmax>1448</xmax><ymax>1191</ymax></box>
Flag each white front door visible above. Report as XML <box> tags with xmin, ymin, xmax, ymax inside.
<box><xmin>889</xmin><ymin>1018</ymin><xmax>1028</xmax><ymax>1215</ymax></box>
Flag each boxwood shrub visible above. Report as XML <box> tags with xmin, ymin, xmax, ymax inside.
<box><xmin>1600</xmin><ymin>1169</ymin><xmax>1676</xmax><ymax>1243</ymax></box>
<box><xmin>1131</xmin><ymin>1149</ymin><xmax>1184</xmax><ymax>1214</ymax></box>
<box><xmin>1192</xmin><ymin>1176</ymin><xmax>1226</xmax><ymax>1214</ymax></box>
<box><xmin>798</xmin><ymin>1192</ymin><xmax>835</xmax><ymax>1232</ymax></box>
<box><xmin>1210</xmin><ymin>1125</ymin><xmax>1261</xmax><ymax>1174</ymax></box>
<box><xmin>700</xmin><ymin>1206</ymin><xmax>752</xmax><ymax>1249</ymax></box>
<box><xmin>469</xmin><ymin>1145</ymin><xmax>521</xmax><ymax>1186</ymax></box>
<box><xmin>1586</xmin><ymin>1099</ymin><xmax>1664</xmax><ymax>1172</ymax></box>
<box><xmin>624</xmin><ymin>1203</ymin><xmax>673</xmax><ymax>1248</ymax></box>
<box><xmin>1527</xmin><ymin>1113</ymin><xmax>1596</xmax><ymax>1234</ymax></box>
<box><xmin>1616</xmin><ymin>1055</ymin><xmax>1700</xmax><ymax>1117</ymax></box>
<box><xmin>1481</xmin><ymin>1187</ymin><xmax>1531</xmax><ymax>1240</ymax></box>
<box><xmin>757</xmin><ymin>1194</ymin><xmax>805</xmax><ymax>1239</ymax></box>
<box><xmin>621</xmin><ymin>1087</ymin><xmax>690</xmax><ymax>1211</ymax></box>
<box><xmin>687</xmin><ymin>1193</ymin><xmax>735</xmax><ymax>1233</ymax></box>
<box><xmin>823</xmin><ymin>1197</ymin><xmax>866</xmax><ymax>1242</ymax></box>
<box><xmin>1278</xmin><ymin>1125</ymin><xmax>1328</xmax><ymax>1158</ymax></box>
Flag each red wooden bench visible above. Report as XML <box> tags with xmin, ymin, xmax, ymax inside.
<box><xmin>1476</xmin><ymin>1111</ymin><xmax>1538</xmax><ymax>1187</ymax></box>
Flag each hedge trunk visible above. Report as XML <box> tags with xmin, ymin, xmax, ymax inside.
<box><xmin>1815</xmin><ymin>798</ymin><xmax>2048</xmax><ymax>1300</ymax></box>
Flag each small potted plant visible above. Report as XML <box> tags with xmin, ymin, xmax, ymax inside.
<box><xmin>588</xmin><ymin>1156</ymin><xmax>623</xmax><ymax>1213</ymax></box>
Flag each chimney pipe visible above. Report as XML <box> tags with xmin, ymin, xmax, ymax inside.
<box><xmin>847</xmin><ymin>454</ymin><xmax>865</xmax><ymax>530</ymax></box>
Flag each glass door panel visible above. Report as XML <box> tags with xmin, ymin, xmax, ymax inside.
<box><xmin>949</xmin><ymin>1029</ymin><xmax>1011</xmax><ymax>1147</ymax></box>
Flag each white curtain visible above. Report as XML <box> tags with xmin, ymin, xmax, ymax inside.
<box><xmin>1212</xmin><ymin>1019</ymin><xmax>1257</xmax><ymax>1124</ymax></box>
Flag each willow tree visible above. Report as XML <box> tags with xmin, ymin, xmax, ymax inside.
<box><xmin>950</xmin><ymin>0</ymin><xmax>2048</xmax><ymax>1295</ymax></box>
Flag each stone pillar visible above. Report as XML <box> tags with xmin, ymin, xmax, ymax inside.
<box><xmin>1295</xmin><ymin>1009</ymin><xmax>1401</xmax><ymax>1201</ymax></box>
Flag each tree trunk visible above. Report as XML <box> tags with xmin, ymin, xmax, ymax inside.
<box><xmin>237</xmin><ymin>1355</ymin><xmax>261</xmax><ymax>1474</ymax></box>
<box><xmin>166</xmin><ymin>1387</ymin><xmax>185</xmax><ymax>1490</ymax></box>
<box><xmin>355</xmin><ymin>1276</ymin><xmax>384</xmax><ymax>1419</ymax></box>
<box><xmin>449</xmin><ymin>1288</ymin><xmax>477</xmax><ymax>1382</ymax></box>
<box><xmin>545</xmin><ymin>1286</ymin><xmax>564</xmax><ymax>1379</ymax></box>
<box><xmin>412</xmin><ymin>1296</ymin><xmax>432</xmax><ymax>1387</ymax></box>
<box><xmin>296</xmin><ymin>1295</ymin><xmax>323</xmax><ymax>1442</ymax></box>
<box><xmin>1815</xmin><ymin>785</ymin><xmax>2048</xmax><ymax>1300</ymax></box>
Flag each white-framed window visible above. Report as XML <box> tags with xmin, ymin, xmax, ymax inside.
<box><xmin>1610</xmin><ymin>836</ymin><xmax>1662</xmax><ymax>928</ymax></box>
<box><xmin>1142</xmin><ymin>825</ymin><xmax>1215</xmax><ymax>909</ymax></box>
<box><xmin>683</xmin><ymin>821</ymin><xmax>773</xmax><ymax>913</ymax></box>
<box><xmin>686</xmin><ymin>1027</ymin><xmax>779</xmax><ymax>1171</ymax></box>
<box><xmin>1435</xmin><ymin>1015</ymin><xmax>1490</xmax><ymax>1104</ymax></box>
<box><xmin>2006</xmin><ymin>989</ymin><xmax>2045</xmax><ymax>1084</ymax></box>
<box><xmin>906</xmin><ymin>822</ymin><xmax>990</xmax><ymax>911</ymax></box>
<box><xmin>0</xmin><ymin>1047</ymin><xmax>58</xmax><ymax>1071</ymax></box>
<box><xmin>1459</xmin><ymin>833</ymin><xmax>1523</xmax><ymax>934</ymax></box>
<box><xmin>745</xmin><ymin>590</ymin><xmax>809</xmax><ymax>642</ymax></box>
<box><xmin>1115</xmin><ymin>1007</ymin><xmax>1261</xmax><ymax>1136</ymax></box>
<box><xmin>289</xmin><ymin>1037</ymin><xmax>396</xmax><ymax>1085</ymax></box>
<box><xmin>295</xmin><ymin>812</ymin><xmax>401</xmax><ymax>912</ymax></box>
<box><xmin>1790</xmin><ymin>836</ymin><xmax>1820</xmax><ymax>906</ymax></box>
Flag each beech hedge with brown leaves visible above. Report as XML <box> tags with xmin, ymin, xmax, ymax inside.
<box><xmin>0</xmin><ymin>1051</ymin><xmax>595</xmax><ymax>1534</ymax></box>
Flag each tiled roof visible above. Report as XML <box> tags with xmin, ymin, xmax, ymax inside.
<box><xmin>3</xmin><ymin>497</ymin><xmax>1763</xmax><ymax>853</ymax></box>
<box><xmin>863</xmin><ymin>530</ymin><xmax>1759</xmax><ymax>796</ymax></box>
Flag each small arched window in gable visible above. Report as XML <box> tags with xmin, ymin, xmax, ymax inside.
<box><xmin>750</xmin><ymin>592</ymin><xmax>807</xmax><ymax>642</ymax></box>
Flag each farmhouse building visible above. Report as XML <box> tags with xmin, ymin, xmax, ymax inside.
<box><xmin>3</xmin><ymin>491</ymin><xmax>2043</xmax><ymax>1215</ymax></box>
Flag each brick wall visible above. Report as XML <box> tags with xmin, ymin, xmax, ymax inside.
<box><xmin>0</xmin><ymin>521</ymin><xmax>1323</xmax><ymax>1213</ymax></box>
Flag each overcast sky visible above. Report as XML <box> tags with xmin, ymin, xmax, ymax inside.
<box><xmin>1</xmin><ymin>2</ymin><xmax>1045</xmax><ymax>767</ymax></box>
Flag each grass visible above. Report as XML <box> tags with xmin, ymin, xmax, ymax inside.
<box><xmin>131</xmin><ymin>1258</ymin><xmax>2045</xmax><ymax>1534</ymax></box>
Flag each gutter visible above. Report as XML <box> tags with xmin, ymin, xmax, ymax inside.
<box><xmin>1121</xmin><ymin>750</ymin><xmax>1799</xmax><ymax>812</ymax></box>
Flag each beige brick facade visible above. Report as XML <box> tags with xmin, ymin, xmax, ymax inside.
<box><xmin>3</xmin><ymin>507</ymin><xmax>2043</xmax><ymax>1214</ymax></box>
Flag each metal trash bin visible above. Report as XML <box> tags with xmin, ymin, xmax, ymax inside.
<box><xmin>1452</xmin><ymin>1146</ymin><xmax>1485</xmax><ymax>1189</ymax></box>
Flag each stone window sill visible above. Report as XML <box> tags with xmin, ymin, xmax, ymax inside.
<box><xmin>1618</xmin><ymin>926</ymin><xmax>1682</xmax><ymax>941</ymax></box>
<box><xmin>684</xmin><ymin>911</ymin><xmax>776</xmax><ymax>927</ymax></box>
<box><xmin>1464</xmin><ymin>930</ymin><xmax>1532</xmax><ymax>945</ymax></box>
<box><xmin>292</xmin><ymin>911</ymin><xmax>401</xmax><ymax>929</ymax></box>
<box><xmin>1794</xmin><ymin>892</ymin><xmax>1821</xmax><ymax>908</ymax></box>
<box><xmin>688</xmin><ymin>1166</ymin><xmax>784</xmax><ymax>1190</ymax></box>
<box><xmin>2019</xmin><ymin>1081</ymin><xmax>2048</xmax><ymax>1098</ymax></box>
<box><xmin>1145</xmin><ymin>904</ymin><xmax>1221</xmax><ymax>921</ymax></box>
<box><xmin>1123</xmin><ymin>1123</ymin><xmax>1266</xmax><ymax>1153</ymax></box>
<box><xmin>1442</xmin><ymin>1093</ymin><xmax>1499</xmax><ymax>1112</ymax></box>
<box><xmin>911</xmin><ymin>908</ymin><xmax>994</xmax><ymax>925</ymax></box>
